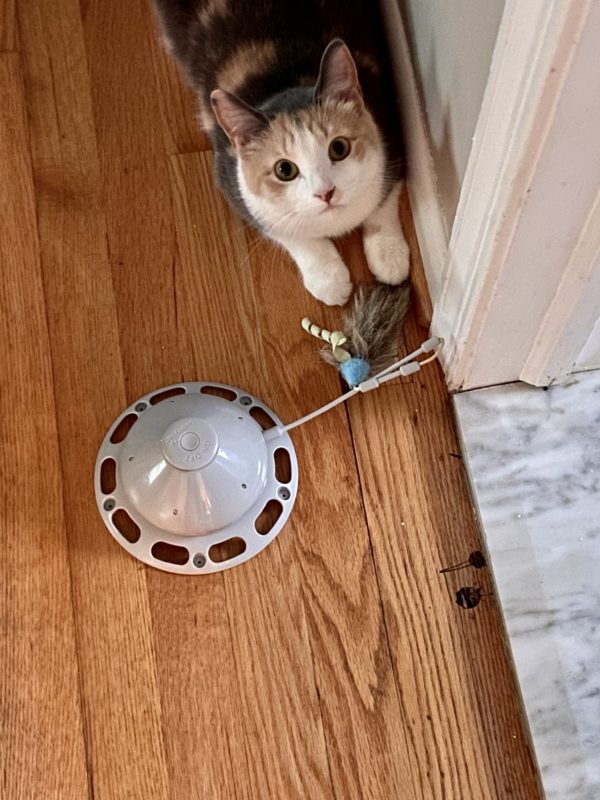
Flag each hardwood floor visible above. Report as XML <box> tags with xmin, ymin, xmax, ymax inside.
<box><xmin>1</xmin><ymin>2</ymin><xmax>541</xmax><ymax>798</ymax></box>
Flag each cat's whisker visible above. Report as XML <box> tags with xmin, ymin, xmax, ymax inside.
<box><xmin>274</xmin><ymin>215</ymin><xmax>301</xmax><ymax>240</ymax></box>
<box><xmin>237</xmin><ymin>231</ymin><xmax>270</xmax><ymax>272</ymax></box>
<box><xmin>268</xmin><ymin>208</ymin><xmax>302</xmax><ymax>237</ymax></box>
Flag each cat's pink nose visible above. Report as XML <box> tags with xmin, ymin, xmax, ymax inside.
<box><xmin>314</xmin><ymin>186</ymin><xmax>335</xmax><ymax>204</ymax></box>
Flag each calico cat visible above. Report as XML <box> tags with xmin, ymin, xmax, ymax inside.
<box><xmin>154</xmin><ymin>0</ymin><xmax>409</xmax><ymax>305</ymax></box>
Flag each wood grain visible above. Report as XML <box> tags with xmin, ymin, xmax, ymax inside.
<box><xmin>0</xmin><ymin>0</ymin><xmax>17</xmax><ymax>50</ymax></box>
<box><xmin>0</xmin><ymin>52</ymin><xmax>88</xmax><ymax>800</ymax></box>
<box><xmin>82</xmin><ymin>0</ymin><xmax>185</xmax><ymax>395</ymax></box>
<box><xmin>2</xmin><ymin>1</ymin><xmax>542</xmax><ymax>797</ymax></box>
<box><xmin>401</xmin><ymin>187</ymin><xmax>434</xmax><ymax>326</ymax></box>
<box><xmin>150</xmin><ymin>29</ymin><xmax>213</xmax><ymax>154</ymax></box>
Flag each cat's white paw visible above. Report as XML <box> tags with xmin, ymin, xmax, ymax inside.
<box><xmin>304</xmin><ymin>262</ymin><xmax>353</xmax><ymax>306</ymax></box>
<box><xmin>277</xmin><ymin>237</ymin><xmax>353</xmax><ymax>305</ymax></box>
<box><xmin>364</xmin><ymin>230</ymin><xmax>410</xmax><ymax>285</ymax></box>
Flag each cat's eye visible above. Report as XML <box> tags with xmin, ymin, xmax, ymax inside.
<box><xmin>328</xmin><ymin>137</ymin><xmax>351</xmax><ymax>161</ymax></box>
<box><xmin>274</xmin><ymin>159</ymin><xmax>299</xmax><ymax>181</ymax></box>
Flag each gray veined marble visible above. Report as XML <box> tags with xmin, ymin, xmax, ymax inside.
<box><xmin>454</xmin><ymin>372</ymin><xmax>600</xmax><ymax>800</ymax></box>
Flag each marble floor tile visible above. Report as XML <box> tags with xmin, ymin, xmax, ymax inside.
<box><xmin>454</xmin><ymin>372</ymin><xmax>600</xmax><ymax>800</ymax></box>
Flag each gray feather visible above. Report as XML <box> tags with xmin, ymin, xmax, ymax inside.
<box><xmin>343</xmin><ymin>281</ymin><xmax>410</xmax><ymax>376</ymax></box>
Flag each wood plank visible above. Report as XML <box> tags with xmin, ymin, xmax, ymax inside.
<box><xmin>144</xmin><ymin>573</ymin><xmax>245</xmax><ymax>799</ymax></box>
<box><xmin>15</xmin><ymin>4</ymin><xmax>170</xmax><ymax>797</ymax></box>
<box><xmin>168</xmin><ymin>154</ymin><xmax>261</xmax><ymax>386</ymax></box>
<box><xmin>401</xmin><ymin>188</ymin><xmax>433</xmax><ymax>327</ymax></box>
<box><xmin>0</xmin><ymin>52</ymin><xmax>89</xmax><ymax>800</ymax></box>
<box><xmin>347</xmin><ymin>308</ymin><xmax>541</xmax><ymax>797</ymax></box>
<box><xmin>149</xmin><ymin>24</ymin><xmax>212</xmax><ymax>154</ymax></box>
<box><xmin>0</xmin><ymin>0</ymin><xmax>17</xmax><ymax>50</ymax></box>
<box><xmin>220</xmin><ymin>554</ymin><xmax>334</xmax><ymax>800</ymax></box>
<box><xmin>80</xmin><ymin>0</ymin><xmax>164</xmax><ymax>162</ymax></box>
<box><xmin>82</xmin><ymin>0</ymin><xmax>186</xmax><ymax>393</ymax></box>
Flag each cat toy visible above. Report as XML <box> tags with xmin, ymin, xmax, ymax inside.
<box><xmin>303</xmin><ymin>282</ymin><xmax>432</xmax><ymax>388</ymax></box>
<box><xmin>94</xmin><ymin>280</ymin><xmax>442</xmax><ymax>575</ymax></box>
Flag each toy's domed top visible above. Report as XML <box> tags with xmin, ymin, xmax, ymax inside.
<box><xmin>119</xmin><ymin>394</ymin><xmax>268</xmax><ymax>535</ymax></box>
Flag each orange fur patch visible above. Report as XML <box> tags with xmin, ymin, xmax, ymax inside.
<box><xmin>216</xmin><ymin>40</ymin><xmax>277</xmax><ymax>96</ymax></box>
<box><xmin>241</xmin><ymin>101</ymin><xmax>380</xmax><ymax>199</ymax></box>
<box><xmin>198</xmin><ymin>103</ymin><xmax>216</xmax><ymax>133</ymax></box>
<box><xmin>198</xmin><ymin>0</ymin><xmax>229</xmax><ymax>28</ymax></box>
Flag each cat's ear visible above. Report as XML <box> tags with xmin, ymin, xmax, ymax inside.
<box><xmin>315</xmin><ymin>39</ymin><xmax>363</xmax><ymax>105</ymax></box>
<box><xmin>210</xmin><ymin>89</ymin><xmax>268</xmax><ymax>147</ymax></box>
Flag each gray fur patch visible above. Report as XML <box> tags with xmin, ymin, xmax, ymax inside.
<box><xmin>321</xmin><ymin>281</ymin><xmax>410</xmax><ymax>377</ymax></box>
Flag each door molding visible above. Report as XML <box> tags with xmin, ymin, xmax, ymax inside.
<box><xmin>521</xmin><ymin>189</ymin><xmax>600</xmax><ymax>384</ymax></box>
<box><xmin>430</xmin><ymin>0</ymin><xmax>599</xmax><ymax>389</ymax></box>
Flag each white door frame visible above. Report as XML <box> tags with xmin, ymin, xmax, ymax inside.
<box><xmin>382</xmin><ymin>0</ymin><xmax>600</xmax><ymax>390</ymax></box>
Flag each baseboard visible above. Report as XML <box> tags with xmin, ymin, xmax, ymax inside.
<box><xmin>379</xmin><ymin>0</ymin><xmax>449</xmax><ymax>307</ymax></box>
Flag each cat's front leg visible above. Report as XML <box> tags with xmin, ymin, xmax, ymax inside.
<box><xmin>363</xmin><ymin>182</ymin><xmax>410</xmax><ymax>285</ymax></box>
<box><xmin>277</xmin><ymin>237</ymin><xmax>352</xmax><ymax>306</ymax></box>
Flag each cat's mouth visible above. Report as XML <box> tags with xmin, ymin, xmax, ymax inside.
<box><xmin>319</xmin><ymin>202</ymin><xmax>345</xmax><ymax>214</ymax></box>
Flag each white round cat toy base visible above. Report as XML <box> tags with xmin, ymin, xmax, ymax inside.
<box><xmin>94</xmin><ymin>382</ymin><xmax>297</xmax><ymax>574</ymax></box>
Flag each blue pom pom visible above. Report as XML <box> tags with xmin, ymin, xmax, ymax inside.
<box><xmin>340</xmin><ymin>358</ymin><xmax>370</xmax><ymax>387</ymax></box>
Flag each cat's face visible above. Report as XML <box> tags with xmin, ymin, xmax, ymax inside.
<box><xmin>236</xmin><ymin>102</ymin><xmax>385</xmax><ymax>240</ymax></box>
<box><xmin>211</xmin><ymin>40</ymin><xmax>386</xmax><ymax>240</ymax></box>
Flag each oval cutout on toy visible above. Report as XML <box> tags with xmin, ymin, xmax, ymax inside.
<box><xmin>100</xmin><ymin>458</ymin><xmax>117</xmax><ymax>494</ymax></box>
<box><xmin>274</xmin><ymin>448</ymin><xmax>292</xmax><ymax>483</ymax></box>
<box><xmin>250</xmin><ymin>405</ymin><xmax>276</xmax><ymax>431</ymax></box>
<box><xmin>209</xmin><ymin>537</ymin><xmax>246</xmax><ymax>563</ymax></box>
<box><xmin>255</xmin><ymin>500</ymin><xmax>283</xmax><ymax>535</ymax></box>
<box><xmin>151</xmin><ymin>541</ymin><xmax>189</xmax><ymax>565</ymax></box>
<box><xmin>149</xmin><ymin>386</ymin><xmax>186</xmax><ymax>405</ymax></box>
<box><xmin>110</xmin><ymin>413</ymin><xmax>137</xmax><ymax>444</ymax></box>
<box><xmin>200</xmin><ymin>385</ymin><xmax>237</xmax><ymax>401</ymax></box>
<box><xmin>112</xmin><ymin>509</ymin><xmax>141</xmax><ymax>543</ymax></box>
